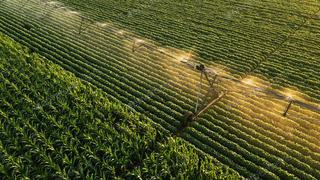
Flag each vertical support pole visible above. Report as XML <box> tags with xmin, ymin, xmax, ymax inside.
<box><xmin>283</xmin><ymin>100</ymin><xmax>293</xmax><ymax>117</ymax></box>
<box><xmin>195</xmin><ymin>72</ymin><xmax>203</xmax><ymax>113</ymax></box>
<box><xmin>132</xmin><ymin>41</ymin><xmax>136</xmax><ymax>52</ymax></box>
<box><xmin>78</xmin><ymin>17</ymin><xmax>84</xmax><ymax>35</ymax></box>
<box><xmin>204</xmin><ymin>72</ymin><xmax>212</xmax><ymax>88</ymax></box>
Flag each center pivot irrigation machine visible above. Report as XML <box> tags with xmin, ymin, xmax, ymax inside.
<box><xmin>180</xmin><ymin>59</ymin><xmax>320</xmax><ymax>125</ymax></box>
<box><xmin>180</xmin><ymin>59</ymin><xmax>225</xmax><ymax>128</ymax></box>
<box><xmin>128</xmin><ymin>33</ymin><xmax>320</xmax><ymax>126</ymax></box>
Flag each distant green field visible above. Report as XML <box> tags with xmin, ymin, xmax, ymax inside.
<box><xmin>0</xmin><ymin>33</ymin><xmax>239</xmax><ymax>178</ymax></box>
<box><xmin>0</xmin><ymin>0</ymin><xmax>319</xmax><ymax>179</ymax></box>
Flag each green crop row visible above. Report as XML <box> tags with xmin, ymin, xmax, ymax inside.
<box><xmin>0</xmin><ymin>32</ymin><xmax>242</xmax><ymax>179</ymax></box>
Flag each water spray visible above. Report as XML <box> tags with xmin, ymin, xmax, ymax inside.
<box><xmin>77</xmin><ymin>15</ymin><xmax>94</xmax><ymax>35</ymax></box>
<box><xmin>18</xmin><ymin>0</ymin><xmax>32</xmax><ymax>10</ymax></box>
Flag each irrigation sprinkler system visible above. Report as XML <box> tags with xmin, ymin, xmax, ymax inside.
<box><xmin>77</xmin><ymin>15</ymin><xmax>94</xmax><ymax>35</ymax></box>
<box><xmin>17</xmin><ymin>0</ymin><xmax>320</xmax><ymax>124</ymax></box>
<box><xmin>251</xmin><ymin>87</ymin><xmax>320</xmax><ymax>116</ymax></box>
<box><xmin>181</xmin><ymin>60</ymin><xmax>320</xmax><ymax>119</ymax></box>
<box><xmin>132</xmin><ymin>39</ymin><xmax>145</xmax><ymax>52</ymax></box>
<box><xmin>180</xmin><ymin>60</ymin><xmax>225</xmax><ymax>122</ymax></box>
<box><xmin>16</xmin><ymin>0</ymin><xmax>93</xmax><ymax>34</ymax></box>
<box><xmin>121</xmin><ymin>31</ymin><xmax>320</xmax><ymax>122</ymax></box>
